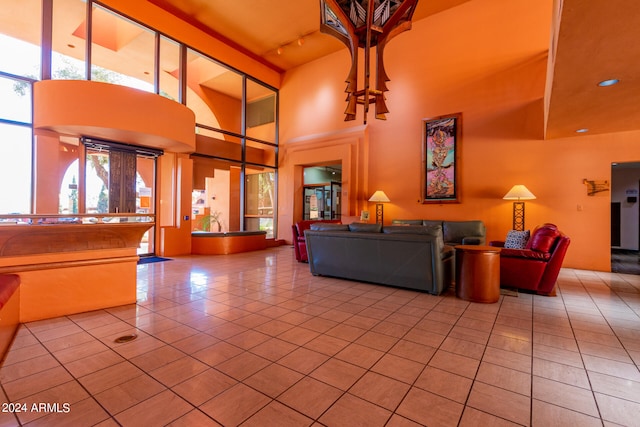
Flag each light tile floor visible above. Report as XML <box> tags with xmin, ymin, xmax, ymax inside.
<box><xmin>1</xmin><ymin>246</ymin><xmax>640</xmax><ymax>426</ymax></box>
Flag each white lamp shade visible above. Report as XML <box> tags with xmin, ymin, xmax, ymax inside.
<box><xmin>503</xmin><ymin>185</ymin><xmax>536</xmax><ymax>200</ymax></box>
<box><xmin>368</xmin><ymin>190</ymin><xmax>391</xmax><ymax>202</ymax></box>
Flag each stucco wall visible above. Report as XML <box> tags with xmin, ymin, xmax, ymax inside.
<box><xmin>278</xmin><ymin>0</ymin><xmax>640</xmax><ymax>272</ymax></box>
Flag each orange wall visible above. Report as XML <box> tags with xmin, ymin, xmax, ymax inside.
<box><xmin>278</xmin><ymin>0</ymin><xmax>640</xmax><ymax>272</ymax></box>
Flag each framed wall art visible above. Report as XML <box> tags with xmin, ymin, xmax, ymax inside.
<box><xmin>421</xmin><ymin>113</ymin><xmax>462</xmax><ymax>203</ymax></box>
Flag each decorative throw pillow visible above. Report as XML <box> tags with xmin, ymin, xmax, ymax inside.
<box><xmin>504</xmin><ymin>230</ymin><xmax>530</xmax><ymax>249</ymax></box>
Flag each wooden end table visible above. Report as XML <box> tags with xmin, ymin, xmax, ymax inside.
<box><xmin>455</xmin><ymin>245</ymin><xmax>501</xmax><ymax>303</ymax></box>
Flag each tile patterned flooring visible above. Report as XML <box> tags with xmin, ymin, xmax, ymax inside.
<box><xmin>1</xmin><ymin>246</ymin><xmax>640</xmax><ymax>426</ymax></box>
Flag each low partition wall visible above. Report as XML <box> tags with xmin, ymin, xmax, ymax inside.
<box><xmin>0</xmin><ymin>274</ymin><xmax>20</xmax><ymax>361</ymax></box>
<box><xmin>191</xmin><ymin>231</ymin><xmax>267</xmax><ymax>255</ymax></box>
<box><xmin>0</xmin><ymin>219</ymin><xmax>153</xmax><ymax>322</ymax></box>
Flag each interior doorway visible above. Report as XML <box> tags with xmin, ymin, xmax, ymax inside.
<box><xmin>303</xmin><ymin>182</ymin><xmax>342</xmax><ymax>220</ymax></box>
<box><xmin>611</xmin><ymin>161</ymin><xmax>640</xmax><ymax>274</ymax></box>
<box><xmin>302</xmin><ymin>165</ymin><xmax>342</xmax><ymax>220</ymax></box>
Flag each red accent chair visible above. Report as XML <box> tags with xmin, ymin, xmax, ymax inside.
<box><xmin>490</xmin><ymin>223</ymin><xmax>570</xmax><ymax>295</ymax></box>
<box><xmin>292</xmin><ymin>220</ymin><xmax>341</xmax><ymax>262</ymax></box>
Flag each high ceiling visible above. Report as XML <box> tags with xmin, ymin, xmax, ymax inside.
<box><xmin>148</xmin><ymin>0</ymin><xmax>471</xmax><ymax>72</ymax></box>
<box><xmin>149</xmin><ymin>0</ymin><xmax>640</xmax><ymax>140</ymax></box>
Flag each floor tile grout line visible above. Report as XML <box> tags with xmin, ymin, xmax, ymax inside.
<box><xmin>4</xmin><ymin>248</ymin><xmax>640</xmax><ymax>426</ymax></box>
<box><xmin>567</xmin><ymin>272</ymin><xmax>640</xmax><ymax>418</ymax></box>
<box><xmin>11</xmin><ymin>317</ymin><xmax>126</xmax><ymax>426</ymax></box>
<box><xmin>574</xmin><ymin>272</ymin><xmax>640</xmax><ymax>368</ymax></box>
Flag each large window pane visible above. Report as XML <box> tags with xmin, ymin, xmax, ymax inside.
<box><xmin>0</xmin><ymin>76</ymin><xmax>32</xmax><ymax>124</ymax></box>
<box><xmin>85</xmin><ymin>148</ymin><xmax>109</xmax><ymax>213</ymax></box>
<box><xmin>192</xmin><ymin>159</ymin><xmax>241</xmax><ymax>233</ymax></box>
<box><xmin>159</xmin><ymin>35</ymin><xmax>180</xmax><ymax>100</ymax></box>
<box><xmin>0</xmin><ymin>123</ymin><xmax>31</xmax><ymax>214</ymax></box>
<box><xmin>60</xmin><ymin>154</ymin><xmax>80</xmax><ymax>214</ymax></box>
<box><xmin>195</xmin><ymin>127</ymin><xmax>243</xmax><ymax>163</ymax></box>
<box><xmin>247</xmin><ymin>140</ymin><xmax>277</xmax><ymax>168</ymax></box>
<box><xmin>186</xmin><ymin>48</ymin><xmax>241</xmax><ymax>134</ymax></box>
<box><xmin>245</xmin><ymin>166</ymin><xmax>275</xmax><ymax>238</ymax></box>
<box><xmin>0</xmin><ymin>0</ymin><xmax>41</xmax><ymax>78</ymax></box>
<box><xmin>91</xmin><ymin>5</ymin><xmax>154</xmax><ymax>92</ymax></box>
<box><xmin>52</xmin><ymin>0</ymin><xmax>87</xmax><ymax>80</ymax></box>
<box><xmin>246</xmin><ymin>80</ymin><xmax>276</xmax><ymax>144</ymax></box>
<box><xmin>137</xmin><ymin>156</ymin><xmax>155</xmax><ymax>254</ymax></box>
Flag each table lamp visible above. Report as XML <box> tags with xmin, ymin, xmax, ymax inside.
<box><xmin>369</xmin><ymin>190</ymin><xmax>390</xmax><ymax>224</ymax></box>
<box><xmin>503</xmin><ymin>185</ymin><xmax>536</xmax><ymax>231</ymax></box>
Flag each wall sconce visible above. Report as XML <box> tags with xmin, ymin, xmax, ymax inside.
<box><xmin>503</xmin><ymin>185</ymin><xmax>536</xmax><ymax>231</ymax></box>
<box><xmin>369</xmin><ymin>190</ymin><xmax>390</xmax><ymax>224</ymax></box>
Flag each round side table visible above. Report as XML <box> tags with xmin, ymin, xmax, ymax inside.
<box><xmin>455</xmin><ymin>245</ymin><xmax>501</xmax><ymax>303</ymax></box>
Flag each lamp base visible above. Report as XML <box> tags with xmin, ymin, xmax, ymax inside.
<box><xmin>512</xmin><ymin>201</ymin><xmax>525</xmax><ymax>231</ymax></box>
<box><xmin>375</xmin><ymin>204</ymin><xmax>384</xmax><ymax>224</ymax></box>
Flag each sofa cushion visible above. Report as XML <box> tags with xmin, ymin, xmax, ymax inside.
<box><xmin>383</xmin><ymin>225</ymin><xmax>437</xmax><ymax>234</ymax></box>
<box><xmin>528</xmin><ymin>225</ymin><xmax>560</xmax><ymax>253</ymax></box>
<box><xmin>422</xmin><ymin>220</ymin><xmax>443</xmax><ymax>228</ymax></box>
<box><xmin>504</xmin><ymin>230</ymin><xmax>530</xmax><ymax>249</ymax></box>
<box><xmin>348</xmin><ymin>223</ymin><xmax>382</xmax><ymax>233</ymax></box>
<box><xmin>443</xmin><ymin>220</ymin><xmax>485</xmax><ymax>244</ymax></box>
<box><xmin>310</xmin><ymin>223</ymin><xmax>349</xmax><ymax>232</ymax></box>
<box><xmin>461</xmin><ymin>236</ymin><xmax>483</xmax><ymax>245</ymax></box>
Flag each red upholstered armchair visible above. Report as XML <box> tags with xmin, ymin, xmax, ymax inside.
<box><xmin>292</xmin><ymin>220</ymin><xmax>341</xmax><ymax>262</ymax></box>
<box><xmin>490</xmin><ymin>223</ymin><xmax>570</xmax><ymax>295</ymax></box>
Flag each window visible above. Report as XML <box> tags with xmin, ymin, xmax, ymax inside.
<box><xmin>0</xmin><ymin>74</ymin><xmax>33</xmax><ymax>215</ymax></box>
<box><xmin>245</xmin><ymin>166</ymin><xmax>276</xmax><ymax>238</ymax></box>
<box><xmin>90</xmin><ymin>5</ymin><xmax>155</xmax><ymax>92</ymax></box>
<box><xmin>0</xmin><ymin>0</ymin><xmax>41</xmax><ymax>78</ymax></box>
<box><xmin>159</xmin><ymin>35</ymin><xmax>180</xmax><ymax>100</ymax></box>
<box><xmin>186</xmin><ymin>48</ymin><xmax>241</xmax><ymax>133</ymax></box>
<box><xmin>52</xmin><ymin>0</ymin><xmax>87</xmax><ymax>80</ymax></box>
<box><xmin>0</xmin><ymin>122</ymin><xmax>31</xmax><ymax>214</ymax></box>
<box><xmin>0</xmin><ymin>1</ymin><xmax>279</xmax><ymax>240</ymax></box>
<box><xmin>246</xmin><ymin>79</ymin><xmax>277</xmax><ymax>143</ymax></box>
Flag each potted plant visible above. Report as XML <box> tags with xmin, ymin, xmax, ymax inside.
<box><xmin>197</xmin><ymin>211</ymin><xmax>223</xmax><ymax>232</ymax></box>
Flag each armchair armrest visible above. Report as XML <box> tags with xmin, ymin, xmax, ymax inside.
<box><xmin>489</xmin><ymin>241</ymin><xmax>505</xmax><ymax>247</ymax></box>
<box><xmin>500</xmin><ymin>248</ymin><xmax>551</xmax><ymax>261</ymax></box>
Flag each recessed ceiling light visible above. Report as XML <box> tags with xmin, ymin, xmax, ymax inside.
<box><xmin>576</xmin><ymin>128</ymin><xmax>589</xmax><ymax>133</ymax></box>
<box><xmin>598</xmin><ymin>79</ymin><xmax>619</xmax><ymax>87</ymax></box>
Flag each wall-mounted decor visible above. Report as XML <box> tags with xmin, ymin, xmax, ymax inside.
<box><xmin>422</xmin><ymin>113</ymin><xmax>461</xmax><ymax>203</ymax></box>
<box><xmin>583</xmin><ymin>179</ymin><xmax>609</xmax><ymax>196</ymax></box>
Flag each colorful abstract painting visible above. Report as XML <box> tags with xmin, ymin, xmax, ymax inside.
<box><xmin>422</xmin><ymin>113</ymin><xmax>461</xmax><ymax>203</ymax></box>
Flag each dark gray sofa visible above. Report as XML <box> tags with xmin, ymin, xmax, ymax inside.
<box><xmin>304</xmin><ymin>223</ymin><xmax>454</xmax><ymax>295</ymax></box>
<box><xmin>392</xmin><ymin>219</ymin><xmax>486</xmax><ymax>246</ymax></box>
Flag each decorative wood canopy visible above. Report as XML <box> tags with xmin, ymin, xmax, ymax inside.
<box><xmin>320</xmin><ymin>0</ymin><xmax>418</xmax><ymax>123</ymax></box>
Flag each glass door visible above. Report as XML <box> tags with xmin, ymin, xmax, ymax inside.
<box><xmin>85</xmin><ymin>143</ymin><xmax>158</xmax><ymax>255</ymax></box>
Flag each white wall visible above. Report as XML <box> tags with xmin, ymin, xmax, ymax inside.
<box><xmin>612</xmin><ymin>165</ymin><xmax>640</xmax><ymax>250</ymax></box>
